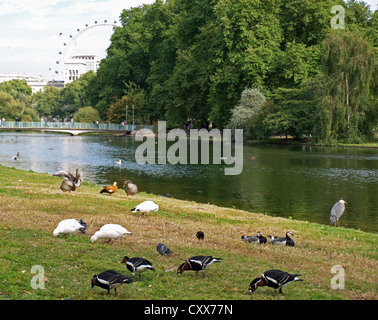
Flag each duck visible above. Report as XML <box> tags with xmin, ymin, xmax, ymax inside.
<box><xmin>53</xmin><ymin>218</ymin><xmax>86</xmax><ymax>237</ymax></box>
<box><xmin>123</xmin><ymin>180</ymin><xmax>138</xmax><ymax>198</ymax></box>
<box><xmin>53</xmin><ymin>169</ymin><xmax>83</xmax><ymax>192</ymax></box>
<box><xmin>196</xmin><ymin>231</ymin><xmax>205</xmax><ymax>241</ymax></box>
<box><xmin>249</xmin><ymin>269</ymin><xmax>303</xmax><ymax>294</ymax></box>
<box><xmin>91</xmin><ymin>270</ymin><xmax>133</xmax><ymax>296</ymax></box>
<box><xmin>156</xmin><ymin>242</ymin><xmax>173</xmax><ymax>256</ymax></box>
<box><xmin>241</xmin><ymin>231</ymin><xmax>267</xmax><ymax>244</ymax></box>
<box><xmin>268</xmin><ymin>231</ymin><xmax>295</xmax><ymax>246</ymax></box>
<box><xmin>131</xmin><ymin>200</ymin><xmax>159</xmax><ymax>216</ymax></box>
<box><xmin>100</xmin><ymin>182</ymin><xmax>118</xmax><ymax>194</ymax></box>
<box><xmin>90</xmin><ymin>224</ymin><xmax>131</xmax><ymax>244</ymax></box>
<box><xmin>121</xmin><ymin>256</ymin><xmax>155</xmax><ymax>279</ymax></box>
<box><xmin>177</xmin><ymin>256</ymin><xmax>222</xmax><ymax>277</ymax></box>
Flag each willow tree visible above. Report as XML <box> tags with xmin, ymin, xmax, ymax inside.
<box><xmin>315</xmin><ymin>30</ymin><xmax>376</xmax><ymax>143</ymax></box>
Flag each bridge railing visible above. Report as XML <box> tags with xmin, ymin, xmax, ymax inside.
<box><xmin>0</xmin><ymin>121</ymin><xmax>153</xmax><ymax>131</ymax></box>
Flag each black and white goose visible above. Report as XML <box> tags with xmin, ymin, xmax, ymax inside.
<box><xmin>241</xmin><ymin>231</ymin><xmax>267</xmax><ymax>244</ymax></box>
<box><xmin>268</xmin><ymin>231</ymin><xmax>295</xmax><ymax>246</ymax></box>
<box><xmin>249</xmin><ymin>269</ymin><xmax>303</xmax><ymax>294</ymax></box>
<box><xmin>91</xmin><ymin>270</ymin><xmax>133</xmax><ymax>296</ymax></box>
<box><xmin>156</xmin><ymin>242</ymin><xmax>173</xmax><ymax>256</ymax></box>
<box><xmin>177</xmin><ymin>255</ymin><xmax>222</xmax><ymax>277</ymax></box>
<box><xmin>121</xmin><ymin>256</ymin><xmax>155</xmax><ymax>279</ymax></box>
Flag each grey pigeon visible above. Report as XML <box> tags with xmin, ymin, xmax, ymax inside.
<box><xmin>156</xmin><ymin>242</ymin><xmax>173</xmax><ymax>255</ymax></box>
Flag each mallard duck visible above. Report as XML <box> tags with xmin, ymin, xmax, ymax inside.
<box><xmin>53</xmin><ymin>169</ymin><xmax>82</xmax><ymax>192</ymax></box>
<box><xmin>123</xmin><ymin>180</ymin><xmax>138</xmax><ymax>198</ymax></box>
<box><xmin>100</xmin><ymin>182</ymin><xmax>118</xmax><ymax>194</ymax></box>
<box><xmin>177</xmin><ymin>256</ymin><xmax>222</xmax><ymax>277</ymax></box>
<box><xmin>121</xmin><ymin>256</ymin><xmax>155</xmax><ymax>279</ymax></box>
<box><xmin>131</xmin><ymin>201</ymin><xmax>159</xmax><ymax>216</ymax></box>
<box><xmin>156</xmin><ymin>242</ymin><xmax>173</xmax><ymax>256</ymax></box>
<box><xmin>91</xmin><ymin>270</ymin><xmax>133</xmax><ymax>296</ymax></box>
<box><xmin>90</xmin><ymin>224</ymin><xmax>131</xmax><ymax>244</ymax></box>
<box><xmin>53</xmin><ymin>219</ymin><xmax>86</xmax><ymax>237</ymax></box>
<box><xmin>268</xmin><ymin>231</ymin><xmax>294</xmax><ymax>246</ymax></box>
<box><xmin>241</xmin><ymin>231</ymin><xmax>267</xmax><ymax>244</ymax></box>
<box><xmin>249</xmin><ymin>269</ymin><xmax>303</xmax><ymax>294</ymax></box>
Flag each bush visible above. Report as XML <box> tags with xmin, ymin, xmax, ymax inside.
<box><xmin>73</xmin><ymin>106</ymin><xmax>101</xmax><ymax>123</ymax></box>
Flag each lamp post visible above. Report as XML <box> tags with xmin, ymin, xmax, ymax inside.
<box><xmin>125</xmin><ymin>105</ymin><xmax>128</xmax><ymax>129</ymax></box>
<box><xmin>132</xmin><ymin>105</ymin><xmax>135</xmax><ymax>130</ymax></box>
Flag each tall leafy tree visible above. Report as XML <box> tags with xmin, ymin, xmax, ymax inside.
<box><xmin>208</xmin><ymin>0</ymin><xmax>282</xmax><ymax>128</ymax></box>
<box><xmin>314</xmin><ymin>30</ymin><xmax>376</xmax><ymax>143</ymax></box>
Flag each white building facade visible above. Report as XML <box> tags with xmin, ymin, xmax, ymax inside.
<box><xmin>63</xmin><ymin>55</ymin><xmax>101</xmax><ymax>84</ymax></box>
<box><xmin>0</xmin><ymin>73</ymin><xmax>47</xmax><ymax>94</ymax></box>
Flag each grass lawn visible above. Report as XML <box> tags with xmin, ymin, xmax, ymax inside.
<box><xmin>0</xmin><ymin>165</ymin><xmax>376</xmax><ymax>300</ymax></box>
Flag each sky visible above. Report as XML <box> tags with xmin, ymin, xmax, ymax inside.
<box><xmin>0</xmin><ymin>0</ymin><xmax>156</xmax><ymax>80</ymax></box>
<box><xmin>0</xmin><ymin>0</ymin><xmax>377</xmax><ymax>81</ymax></box>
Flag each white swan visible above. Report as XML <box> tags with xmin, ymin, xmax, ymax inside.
<box><xmin>91</xmin><ymin>224</ymin><xmax>131</xmax><ymax>244</ymax></box>
<box><xmin>53</xmin><ymin>219</ymin><xmax>87</xmax><ymax>237</ymax></box>
<box><xmin>131</xmin><ymin>201</ymin><xmax>159</xmax><ymax>216</ymax></box>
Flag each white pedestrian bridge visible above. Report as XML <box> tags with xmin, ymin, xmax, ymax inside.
<box><xmin>0</xmin><ymin>121</ymin><xmax>153</xmax><ymax>136</ymax></box>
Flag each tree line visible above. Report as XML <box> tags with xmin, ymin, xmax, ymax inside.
<box><xmin>0</xmin><ymin>0</ymin><xmax>376</xmax><ymax>143</ymax></box>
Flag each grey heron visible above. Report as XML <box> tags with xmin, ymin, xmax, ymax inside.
<box><xmin>330</xmin><ymin>199</ymin><xmax>347</xmax><ymax>227</ymax></box>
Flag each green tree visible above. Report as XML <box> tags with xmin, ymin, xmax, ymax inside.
<box><xmin>106</xmin><ymin>82</ymin><xmax>149</xmax><ymax>124</ymax></box>
<box><xmin>227</xmin><ymin>88</ymin><xmax>266</xmax><ymax>140</ymax></box>
<box><xmin>32</xmin><ymin>86</ymin><xmax>61</xmax><ymax>119</ymax></box>
<box><xmin>73</xmin><ymin>106</ymin><xmax>101</xmax><ymax>123</ymax></box>
<box><xmin>314</xmin><ymin>30</ymin><xmax>376</xmax><ymax>143</ymax></box>
<box><xmin>208</xmin><ymin>0</ymin><xmax>282</xmax><ymax>128</ymax></box>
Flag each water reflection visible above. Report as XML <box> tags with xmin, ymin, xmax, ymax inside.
<box><xmin>0</xmin><ymin>132</ymin><xmax>377</xmax><ymax>232</ymax></box>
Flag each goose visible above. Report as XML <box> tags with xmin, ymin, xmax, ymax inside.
<box><xmin>177</xmin><ymin>256</ymin><xmax>222</xmax><ymax>277</ymax></box>
<box><xmin>131</xmin><ymin>200</ymin><xmax>159</xmax><ymax>216</ymax></box>
<box><xmin>123</xmin><ymin>180</ymin><xmax>138</xmax><ymax>198</ymax></box>
<box><xmin>91</xmin><ymin>270</ymin><xmax>133</xmax><ymax>296</ymax></box>
<box><xmin>156</xmin><ymin>242</ymin><xmax>173</xmax><ymax>256</ymax></box>
<box><xmin>121</xmin><ymin>256</ymin><xmax>155</xmax><ymax>279</ymax></box>
<box><xmin>100</xmin><ymin>182</ymin><xmax>118</xmax><ymax>194</ymax></box>
<box><xmin>249</xmin><ymin>269</ymin><xmax>303</xmax><ymax>294</ymax></box>
<box><xmin>90</xmin><ymin>224</ymin><xmax>131</xmax><ymax>244</ymax></box>
<box><xmin>60</xmin><ymin>180</ymin><xmax>75</xmax><ymax>194</ymax></box>
<box><xmin>196</xmin><ymin>231</ymin><xmax>205</xmax><ymax>241</ymax></box>
<box><xmin>53</xmin><ymin>219</ymin><xmax>86</xmax><ymax>237</ymax></box>
<box><xmin>330</xmin><ymin>199</ymin><xmax>347</xmax><ymax>227</ymax></box>
<box><xmin>241</xmin><ymin>231</ymin><xmax>267</xmax><ymax>244</ymax></box>
<box><xmin>268</xmin><ymin>231</ymin><xmax>294</xmax><ymax>246</ymax></box>
<box><xmin>53</xmin><ymin>169</ymin><xmax>83</xmax><ymax>192</ymax></box>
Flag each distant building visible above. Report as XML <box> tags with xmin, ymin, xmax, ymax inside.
<box><xmin>63</xmin><ymin>55</ymin><xmax>101</xmax><ymax>84</ymax></box>
<box><xmin>0</xmin><ymin>73</ymin><xmax>47</xmax><ymax>94</ymax></box>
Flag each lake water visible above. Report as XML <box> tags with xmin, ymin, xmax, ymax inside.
<box><xmin>0</xmin><ymin>132</ymin><xmax>377</xmax><ymax>233</ymax></box>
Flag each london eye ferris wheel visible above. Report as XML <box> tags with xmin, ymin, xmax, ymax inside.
<box><xmin>53</xmin><ymin>20</ymin><xmax>118</xmax><ymax>82</ymax></box>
